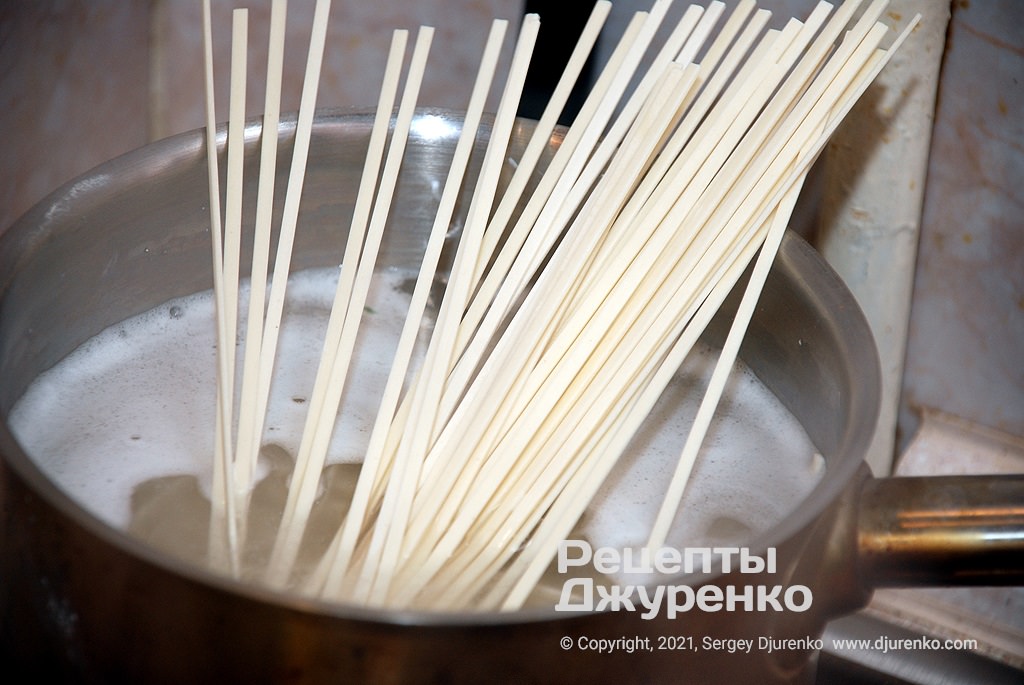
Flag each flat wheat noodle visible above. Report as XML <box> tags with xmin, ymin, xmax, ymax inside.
<box><xmin>264</xmin><ymin>27</ymin><xmax>433</xmax><ymax>588</ymax></box>
<box><xmin>448</xmin><ymin>10</ymin><xmax>657</xmax><ymax>369</ymax></box>
<box><xmin>470</xmin><ymin>2</ymin><xmax>613</xmax><ymax>291</ymax></box>
<box><xmin>202</xmin><ymin>0</ymin><xmax>237</xmax><ymax>575</ymax></box>
<box><xmin>247</xmin><ymin>0</ymin><xmax>333</xmax><ymax>493</ymax></box>
<box><xmin>360</xmin><ymin>18</ymin><xmax>540</xmax><ymax>607</ymax></box>
<box><xmin>234</xmin><ymin>0</ymin><xmax>288</xmax><ymax>531</ymax></box>
<box><xmin>313</xmin><ymin>19</ymin><xmax>510</xmax><ymax>600</ymax></box>
<box><xmin>454</xmin><ymin>0</ymin><xmax>686</xmax><ymax>361</ymax></box>
<box><xmin>220</xmin><ymin>9</ymin><xmax>250</xmax><ymax>559</ymax></box>
<box><xmin>401</xmin><ymin>7</ymin><xmax>678</xmax><ymax>552</ymax></box>
<box><xmin>568</xmin><ymin>3</ymin><xmax>772</xmax><ymax>335</ymax></box>
<box><xmin>261</xmin><ymin>27</ymin><xmax>410</xmax><ymax>588</ymax></box>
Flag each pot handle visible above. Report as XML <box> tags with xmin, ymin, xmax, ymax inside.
<box><xmin>857</xmin><ymin>475</ymin><xmax>1024</xmax><ymax>588</ymax></box>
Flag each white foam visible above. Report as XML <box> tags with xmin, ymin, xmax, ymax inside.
<box><xmin>9</xmin><ymin>267</ymin><xmax>822</xmax><ymax>553</ymax></box>
<box><xmin>9</xmin><ymin>267</ymin><xmax>423</xmax><ymax>528</ymax></box>
<box><xmin>583</xmin><ymin>344</ymin><xmax>825</xmax><ymax>560</ymax></box>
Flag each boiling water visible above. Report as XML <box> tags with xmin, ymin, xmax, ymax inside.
<box><xmin>9</xmin><ymin>266</ymin><xmax>824</xmax><ymax>596</ymax></box>
<box><xmin>9</xmin><ymin>268</ymin><xmax>422</xmax><ymax>526</ymax></box>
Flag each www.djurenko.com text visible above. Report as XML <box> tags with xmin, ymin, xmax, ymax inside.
<box><xmin>562</xmin><ymin>634</ymin><xmax>980</xmax><ymax>655</ymax></box>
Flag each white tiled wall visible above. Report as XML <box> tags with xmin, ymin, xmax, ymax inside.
<box><xmin>0</xmin><ymin>1</ymin><xmax>150</xmax><ymax>233</ymax></box>
<box><xmin>0</xmin><ymin>0</ymin><xmax>522</xmax><ymax>232</ymax></box>
<box><xmin>149</xmin><ymin>0</ymin><xmax>523</xmax><ymax>139</ymax></box>
<box><xmin>898</xmin><ymin>0</ymin><xmax>1024</xmax><ymax>452</ymax></box>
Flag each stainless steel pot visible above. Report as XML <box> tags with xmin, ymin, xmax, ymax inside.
<box><xmin>1</xmin><ymin>110</ymin><xmax>1021</xmax><ymax>684</ymax></box>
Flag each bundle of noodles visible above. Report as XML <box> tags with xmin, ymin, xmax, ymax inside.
<box><xmin>200</xmin><ymin>0</ymin><xmax>917</xmax><ymax>609</ymax></box>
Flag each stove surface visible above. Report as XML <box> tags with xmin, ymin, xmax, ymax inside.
<box><xmin>816</xmin><ymin>614</ymin><xmax>1023</xmax><ymax>684</ymax></box>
